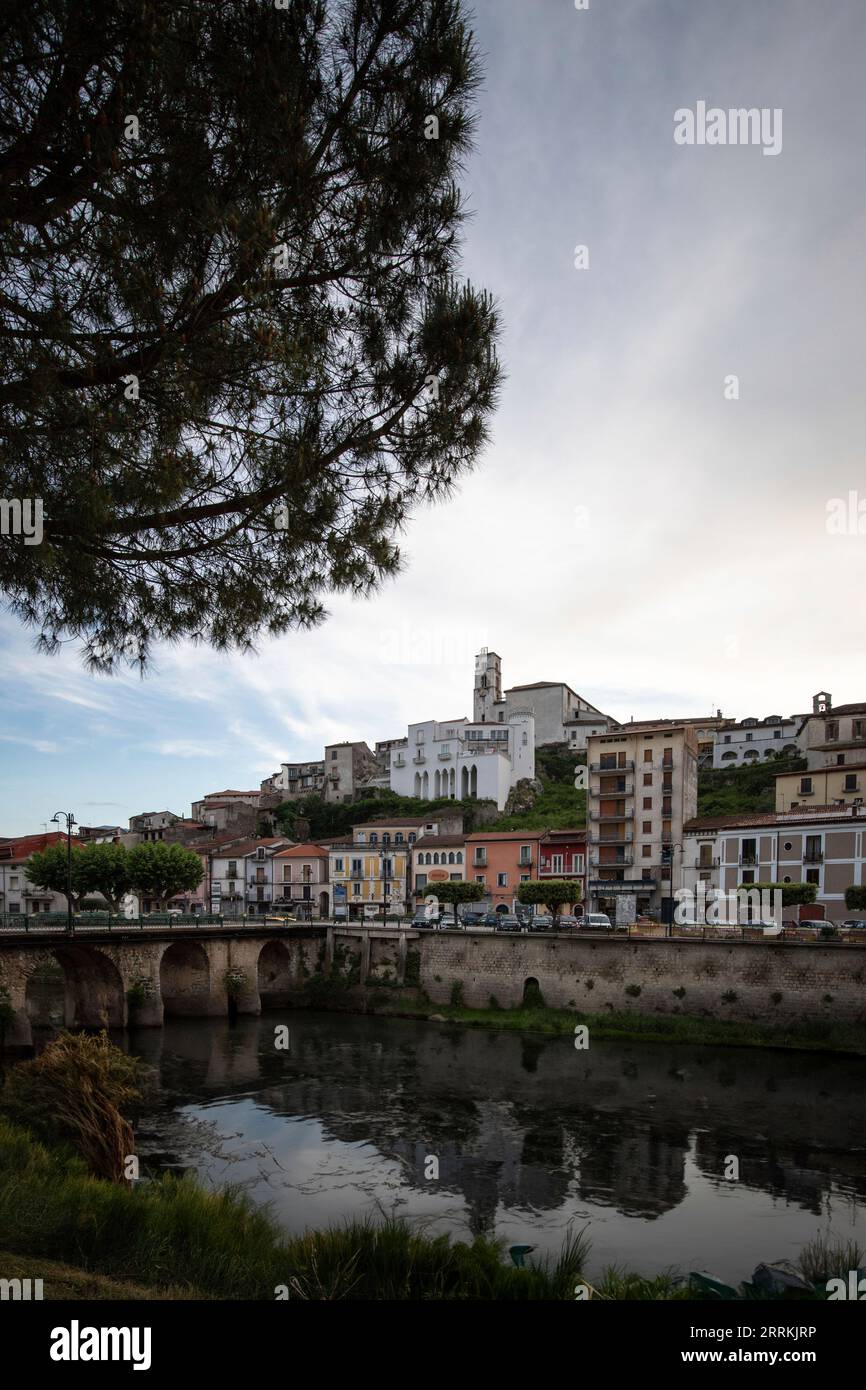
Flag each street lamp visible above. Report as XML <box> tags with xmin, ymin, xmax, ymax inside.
<box><xmin>51</xmin><ymin>811</ymin><xmax>77</xmax><ymax>936</ymax></box>
<box><xmin>663</xmin><ymin>841</ymin><xmax>684</xmax><ymax>936</ymax></box>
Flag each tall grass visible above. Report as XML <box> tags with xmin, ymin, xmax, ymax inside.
<box><xmin>798</xmin><ymin>1233</ymin><xmax>864</xmax><ymax>1284</ymax></box>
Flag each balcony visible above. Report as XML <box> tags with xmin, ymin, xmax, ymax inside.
<box><xmin>739</xmin><ymin>855</ymin><xmax>758</xmax><ymax>866</ymax></box>
<box><xmin>590</xmin><ymin>832</ymin><xmax>634</xmax><ymax>846</ymax></box>
<box><xmin>593</xmin><ymin>780</ymin><xmax>632</xmax><ymax>796</ymax></box>
<box><xmin>803</xmin><ymin>851</ymin><xmax>824</xmax><ymax>864</ymax></box>
<box><xmin>413</xmin><ymin>753</ymin><xmax>426</xmax><ymax>764</ymax></box>
<box><xmin>438</xmin><ymin>750</ymin><xmax>452</xmax><ymax>760</ymax></box>
<box><xmin>694</xmin><ymin>858</ymin><xmax>720</xmax><ymax>869</ymax></box>
<box><xmin>539</xmin><ymin>865</ymin><xmax>583</xmax><ymax>877</ymax></box>
<box><xmin>393</xmin><ymin>756</ymin><xmax>406</xmax><ymax>768</ymax></box>
<box><xmin>589</xmin><ymin>809</ymin><xmax>634</xmax><ymax>822</ymax></box>
<box><xmin>590</xmin><ymin>853</ymin><xmax>634</xmax><ymax>868</ymax></box>
<box><xmin>472</xmin><ymin>855</ymin><xmax>488</xmax><ymax>868</ymax></box>
<box><xmin>590</xmin><ymin>760</ymin><xmax>635</xmax><ymax>773</ymax></box>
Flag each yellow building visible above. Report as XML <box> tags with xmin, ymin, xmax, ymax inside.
<box><xmin>775</xmin><ymin>763</ymin><xmax>866</xmax><ymax>813</ymax></box>
<box><xmin>328</xmin><ymin>842</ymin><xmax>409</xmax><ymax>919</ymax></box>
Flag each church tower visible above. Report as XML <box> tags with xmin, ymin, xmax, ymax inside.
<box><xmin>473</xmin><ymin>648</ymin><xmax>502</xmax><ymax>723</ymax></box>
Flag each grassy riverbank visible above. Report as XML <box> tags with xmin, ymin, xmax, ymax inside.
<box><xmin>300</xmin><ymin>978</ymin><xmax>866</xmax><ymax>1056</ymax></box>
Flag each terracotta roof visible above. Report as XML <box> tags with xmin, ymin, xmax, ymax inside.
<box><xmin>202</xmin><ymin>790</ymin><xmax>261</xmax><ymax>797</ymax></box>
<box><xmin>685</xmin><ymin>806</ymin><xmax>866</xmax><ymax>832</ymax></box>
<box><xmin>0</xmin><ymin>831</ymin><xmax>71</xmax><ymax>861</ymax></box>
<box><xmin>776</xmin><ymin>762</ymin><xmax>866</xmax><ymax>776</ymax></box>
<box><xmin>413</xmin><ymin>834</ymin><xmax>466</xmax><ymax>848</ymax></box>
<box><xmin>811</xmin><ymin>703</ymin><xmax>866</xmax><ymax>717</ymax></box>
<box><xmin>464</xmin><ymin>829</ymin><xmax>545</xmax><ymax>841</ymax></box>
<box><xmin>542</xmin><ymin>828</ymin><xmax>587</xmax><ymax>841</ymax></box>
<box><xmin>209</xmin><ymin>837</ymin><xmax>292</xmax><ymax>858</ymax></box>
<box><xmin>273</xmin><ymin>843</ymin><xmax>329</xmax><ymax>858</ymax></box>
<box><xmin>353</xmin><ymin>816</ymin><xmax>447</xmax><ymax>828</ymax></box>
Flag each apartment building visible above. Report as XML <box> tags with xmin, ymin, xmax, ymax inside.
<box><xmin>586</xmin><ymin>723</ymin><xmax>699</xmax><ymax>924</ymax></box>
<box><xmin>712</xmin><ymin>714</ymin><xmax>802</xmax><ymax>768</ymax></box>
<box><xmin>208</xmin><ymin>837</ymin><xmax>293</xmax><ymax>918</ymax></box>
<box><xmin>271</xmin><ymin>843</ymin><xmax>330</xmax><ymax>918</ymax></box>
<box><xmin>389</xmin><ymin>711</ymin><xmax>535</xmax><ymax>811</ymax></box>
<box><xmin>473</xmin><ymin>648</ymin><xmax>613</xmax><ymax>749</ymax></box>
<box><xmin>538</xmin><ymin>830</ymin><xmax>587</xmax><ymax>911</ymax></box>
<box><xmin>682</xmin><ymin>804</ymin><xmax>866</xmax><ymax>918</ymax></box>
<box><xmin>328</xmin><ymin>840</ymin><xmax>410</xmax><ymax>919</ymax></box>
<box><xmin>0</xmin><ymin>832</ymin><xmax>73</xmax><ymax>916</ymax></box>
<box><xmin>412</xmin><ymin>833</ymin><xmax>466</xmax><ymax>904</ymax></box>
<box><xmin>799</xmin><ymin>692</ymin><xmax>866</xmax><ymax>771</ymax></box>
<box><xmin>264</xmin><ymin>759</ymin><xmax>326</xmax><ymax>801</ymax></box>
<box><xmin>463</xmin><ymin>830</ymin><xmax>545</xmax><ymax>913</ymax></box>
<box><xmin>775</xmin><ymin>764</ymin><xmax>866</xmax><ymax>813</ymax></box>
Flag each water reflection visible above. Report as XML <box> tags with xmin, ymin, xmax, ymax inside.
<box><xmin>127</xmin><ymin>1013</ymin><xmax>866</xmax><ymax>1281</ymax></box>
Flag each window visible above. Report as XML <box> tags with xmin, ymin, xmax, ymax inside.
<box><xmin>741</xmin><ymin>838</ymin><xmax>757</xmax><ymax>866</ymax></box>
<box><xmin>520</xmin><ymin>873</ymin><xmax>530</xmax><ymax>882</ymax></box>
<box><xmin>432</xmin><ymin>852</ymin><xmax>439</xmax><ymax>865</ymax></box>
<box><xmin>408</xmin><ymin>833</ymin><xmax>416</xmax><ymax>844</ymax></box>
<box><xmin>571</xmin><ymin>853</ymin><xmax>584</xmax><ymax>873</ymax></box>
<box><xmin>799</xmin><ymin>777</ymin><xmax>813</xmax><ymax>794</ymax></box>
<box><xmin>331</xmin><ymin>749</ymin><xmax>337</xmax><ymax>760</ymax></box>
<box><xmin>741</xmin><ymin>870</ymin><xmax>755</xmax><ymax>884</ymax></box>
<box><xmin>369</xmin><ymin>833</ymin><xmax>378</xmax><ymax>844</ymax></box>
<box><xmin>745</xmin><ymin>731</ymin><xmax>752</xmax><ymax>741</ymax></box>
<box><xmin>642</xmin><ymin>845</ymin><xmax>652</xmax><ymax>858</ymax></box>
<box><xmin>723</xmin><ymin>734</ymin><xmax>731</xmax><ymax>744</ymax></box>
<box><xmin>662</xmin><ymin>749</ymin><xmax>673</xmax><ymax>767</ymax></box>
<box><xmin>456</xmin><ymin>851</ymin><xmax>463</xmax><ymax>864</ymax></box>
<box><xmin>855</xmin><ymin>720</ymin><xmax>866</xmax><ymax>739</ymax></box>
<box><xmin>416</xmin><ymin>872</ymin><xmax>427</xmax><ymax>889</ymax></box>
<box><xmin>334</xmin><ymin>858</ymin><xmax>344</xmax><ymax>873</ymax></box>
<box><xmin>826</xmin><ymin>721</ymin><xmax>839</xmax><ymax>742</ymax></box>
<box><xmin>551</xmin><ymin>854</ymin><xmax>564</xmax><ymax>873</ymax></box>
<box><xmin>228</xmin><ymin>861</ymin><xmax>237</xmax><ymax>876</ymax></box>
<box><xmin>642</xmin><ymin>821</ymin><xmax>652</xmax><ymax>833</ymax></box>
<box><xmin>643</xmin><ymin>773</ymin><xmax>652</xmax><ymax>785</ymax></box>
<box><xmin>643</xmin><ymin>750</ymin><xmax>652</xmax><ymax>763</ymax></box>
<box><xmin>475</xmin><ymin>874</ymin><xmax>486</xmax><ymax>885</ymax></box>
<box><xmin>382</xmin><ymin>833</ymin><xmax>390</xmax><ymax>845</ymax></box>
<box><xmin>805</xmin><ymin>868</ymin><xmax>820</xmax><ymax>885</ymax></box>
<box><xmin>774</xmin><ymin>730</ymin><xmax>781</xmax><ymax>739</ymax></box>
<box><xmin>845</xmin><ymin>774</ymin><xmax>859</xmax><ymax>791</ymax></box>
<box><xmin>256</xmin><ymin>848</ymin><xmax>265</xmax><ymax>861</ymax></box>
<box><xmin>643</xmin><ymin>797</ymin><xmax>652</xmax><ymax>810</ymax></box>
<box><xmin>395</xmin><ymin>833</ymin><xmax>404</xmax><ymax>843</ymax></box>
<box><xmin>351</xmin><ymin>858</ymin><xmax>363</xmax><ymax>876</ymax></box>
<box><xmin>474</xmin><ymin>847</ymin><xmax>485</xmax><ymax>864</ymax></box>
<box><xmin>519</xmin><ymin>845</ymin><xmax>532</xmax><ymax>865</ymax></box>
<box><xmin>352</xmin><ymin>882</ymin><xmax>362</xmax><ymax>896</ymax></box>
<box><xmin>282</xmin><ymin>865</ymin><xmax>291</xmax><ymax>881</ymax></box>
<box><xmin>497</xmin><ymin>873</ymin><xmax>508</xmax><ymax>887</ymax></box>
<box><xmin>662</xmin><ymin>796</ymin><xmax>672</xmax><ymax>816</ymax></box>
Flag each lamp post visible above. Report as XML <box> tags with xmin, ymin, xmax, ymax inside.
<box><xmin>664</xmin><ymin>841</ymin><xmax>684</xmax><ymax>936</ymax></box>
<box><xmin>51</xmin><ymin>811</ymin><xmax>77</xmax><ymax>936</ymax></box>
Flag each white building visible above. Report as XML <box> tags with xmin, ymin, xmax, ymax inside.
<box><xmin>389</xmin><ymin>711</ymin><xmax>535</xmax><ymax>811</ymax></box>
<box><xmin>473</xmin><ymin>649</ymin><xmax>613</xmax><ymax>749</ymax></box>
<box><xmin>712</xmin><ymin>714</ymin><xmax>802</xmax><ymax>768</ymax></box>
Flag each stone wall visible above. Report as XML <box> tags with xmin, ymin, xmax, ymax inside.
<box><xmin>415</xmin><ymin>932</ymin><xmax>866</xmax><ymax>1025</ymax></box>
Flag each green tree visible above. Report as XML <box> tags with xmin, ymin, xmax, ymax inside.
<box><xmin>0</xmin><ymin>0</ymin><xmax>500</xmax><ymax>671</ymax></box>
<box><xmin>844</xmin><ymin>886</ymin><xmax>866</xmax><ymax>911</ymax></box>
<box><xmin>127</xmin><ymin>843</ymin><xmax>203</xmax><ymax>910</ymax></box>
<box><xmin>25</xmin><ymin>841</ymin><xmax>90</xmax><ymax>910</ymax></box>
<box><xmin>749</xmin><ymin>881</ymin><xmax>818</xmax><ymax>907</ymax></box>
<box><xmin>516</xmin><ymin>879</ymin><xmax>576</xmax><ymax>921</ymax></box>
<box><xmin>425</xmin><ymin>881</ymin><xmax>484</xmax><ymax>913</ymax></box>
<box><xmin>77</xmin><ymin>842</ymin><xmax>133</xmax><ymax>911</ymax></box>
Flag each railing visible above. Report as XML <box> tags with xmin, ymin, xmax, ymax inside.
<box><xmin>693</xmin><ymin>858</ymin><xmax>720</xmax><ymax>869</ymax></box>
<box><xmin>589</xmin><ymin>809</ymin><xmax>634</xmax><ymax>821</ymax></box>
<box><xmin>590</xmin><ymin>760</ymin><xmax>635</xmax><ymax>773</ymax></box>
<box><xmin>590</xmin><ymin>832</ymin><xmax>634</xmax><ymax>845</ymax></box>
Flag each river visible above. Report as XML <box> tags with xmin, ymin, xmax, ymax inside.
<box><xmin>125</xmin><ymin>1011</ymin><xmax>866</xmax><ymax>1284</ymax></box>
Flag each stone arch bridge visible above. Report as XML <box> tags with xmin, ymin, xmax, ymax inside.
<box><xmin>0</xmin><ymin>924</ymin><xmax>370</xmax><ymax>1049</ymax></box>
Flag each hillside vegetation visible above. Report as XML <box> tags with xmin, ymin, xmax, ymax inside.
<box><xmin>696</xmin><ymin>754</ymin><xmax>806</xmax><ymax>819</ymax></box>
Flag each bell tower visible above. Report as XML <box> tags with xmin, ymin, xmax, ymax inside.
<box><xmin>473</xmin><ymin>648</ymin><xmax>502</xmax><ymax>723</ymax></box>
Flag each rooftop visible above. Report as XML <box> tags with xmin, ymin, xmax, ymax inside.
<box><xmin>272</xmin><ymin>843</ymin><xmax>329</xmax><ymax>858</ymax></box>
<box><xmin>685</xmin><ymin>805</ymin><xmax>866</xmax><ymax>832</ymax></box>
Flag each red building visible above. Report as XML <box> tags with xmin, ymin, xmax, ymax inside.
<box><xmin>538</xmin><ymin>829</ymin><xmax>587</xmax><ymax>913</ymax></box>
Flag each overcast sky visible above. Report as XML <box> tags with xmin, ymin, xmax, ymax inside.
<box><xmin>2</xmin><ymin>0</ymin><xmax>865</xmax><ymax>836</ymax></box>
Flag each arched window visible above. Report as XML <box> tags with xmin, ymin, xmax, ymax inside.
<box><xmin>720</xmin><ymin>751</ymin><xmax>737</xmax><ymax>761</ymax></box>
<box><xmin>433</xmin><ymin>852</ymin><xmax>440</xmax><ymax>865</ymax></box>
<box><xmin>369</xmin><ymin>833</ymin><xmax>378</xmax><ymax>844</ymax></box>
<box><xmin>456</xmin><ymin>851</ymin><xmax>463</xmax><ymax>864</ymax></box>
<box><xmin>448</xmin><ymin>852</ymin><xmax>455</xmax><ymax>864</ymax></box>
<box><xmin>382</xmin><ymin>832</ymin><xmax>390</xmax><ymax>845</ymax></box>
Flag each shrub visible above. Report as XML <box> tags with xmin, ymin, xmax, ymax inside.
<box><xmin>721</xmin><ymin>991</ymin><xmax>738</xmax><ymax>1004</ymax></box>
<box><xmin>672</xmin><ymin>987</ymin><xmax>686</xmax><ymax>999</ymax></box>
<box><xmin>624</xmin><ymin>985</ymin><xmax>641</xmax><ymax>999</ymax></box>
<box><xmin>488</xmin><ymin>995</ymin><xmax>501</xmax><ymax>1010</ymax></box>
<box><xmin>449</xmin><ymin>981</ymin><xmax>465</xmax><ymax>1008</ymax></box>
<box><xmin>0</xmin><ymin>1031</ymin><xmax>140</xmax><ymax>1181</ymax></box>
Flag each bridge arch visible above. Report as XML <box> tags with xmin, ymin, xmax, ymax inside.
<box><xmin>25</xmin><ymin>945</ymin><xmax>126</xmax><ymax>1031</ymax></box>
<box><xmin>160</xmin><ymin>940</ymin><xmax>211</xmax><ymax>1017</ymax></box>
<box><xmin>257</xmin><ymin>940</ymin><xmax>295</xmax><ymax>1009</ymax></box>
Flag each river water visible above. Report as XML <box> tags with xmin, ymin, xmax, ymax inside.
<box><xmin>125</xmin><ymin>1011</ymin><xmax>866</xmax><ymax>1284</ymax></box>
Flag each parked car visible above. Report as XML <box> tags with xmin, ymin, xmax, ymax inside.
<box><xmin>494</xmin><ymin>914</ymin><xmax>522</xmax><ymax>932</ymax></box>
<box><xmin>411</xmin><ymin>912</ymin><xmax>439</xmax><ymax>930</ymax></box>
<box><xmin>839</xmin><ymin>918</ymin><xmax>866</xmax><ymax>931</ymax></box>
<box><xmin>557</xmin><ymin>914</ymin><xmax>579</xmax><ymax>931</ymax></box>
<box><xmin>439</xmin><ymin>914</ymin><xmax>460</xmax><ymax>930</ymax></box>
<box><xmin>460</xmin><ymin>910</ymin><xmax>486</xmax><ymax>926</ymax></box>
<box><xmin>528</xmin><ymin>914</ymin><xmax>554</xmax><ymax>932</ymax></box>
<box><xmin>481</xmin><ymin>913</ymin><xmax>501</xmax><ymax>928</ymax></box>
<box><xmin>576</xmin><ymin>913</ymin><xmax>613</xmax><ymax>932</ymax></box>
